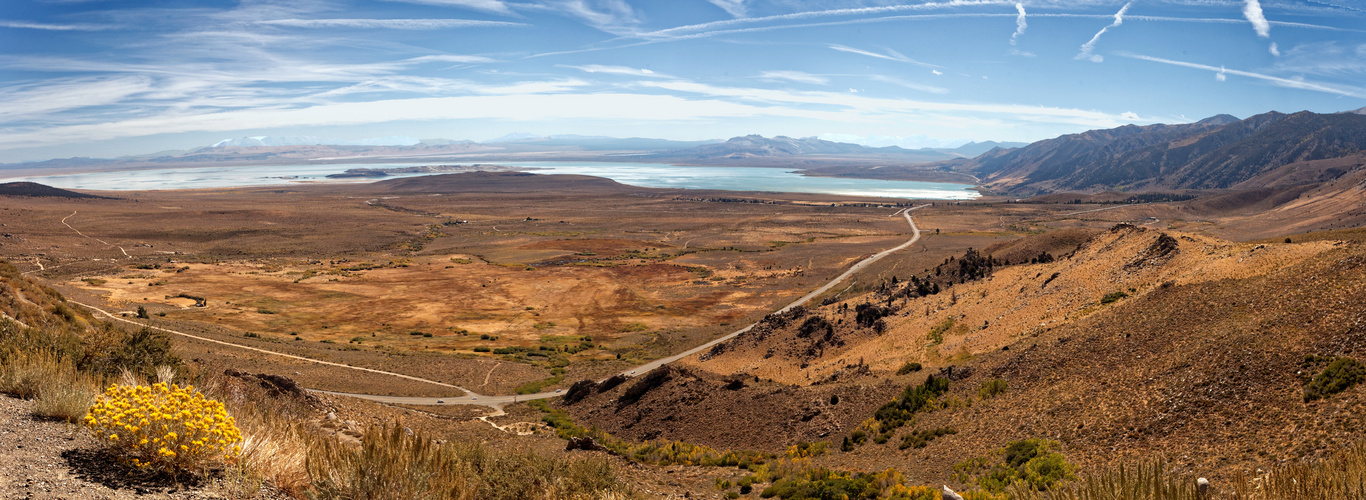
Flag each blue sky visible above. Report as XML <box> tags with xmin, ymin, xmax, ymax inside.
<box><xmin>2</xmin><ymin>0</ymin><xmax>1364</xmax><ymax>162</ymax></box>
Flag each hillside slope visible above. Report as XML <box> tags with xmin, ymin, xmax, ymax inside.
<box><xmin>566</xmin><ymin>225</ymin><xmax>1366</xmax><ymax>486</ymax></box>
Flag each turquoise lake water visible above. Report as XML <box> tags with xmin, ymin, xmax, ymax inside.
<box><xmin>5</xmin><ymin>162</ymin><xmax>980</xmax><ymax>200</ymax></box>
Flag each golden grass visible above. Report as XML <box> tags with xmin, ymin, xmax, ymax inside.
<box><xmin>1007</xmin><ymin>444</ymin><xmax>1366</xmax><ymax>500</ymax></box>
<box><xmin>0</xmin><ymin>349</ymin><xmax>104</xmax><ymax>423</ymax></box>
<box><xmin>305</xmin><ymin>423</ymin><xmax>637</xmax><ymax>500</ymax></box>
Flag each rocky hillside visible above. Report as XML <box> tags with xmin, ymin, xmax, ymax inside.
<box><xmin>0</xmin><ymin>260</ymin><xmax>94</xmax><ymax>334</ymax></box>
<box><xmin>962</xmin><ymin>111</ymin><xmax>1366</xmax><ymax>195</ymax></box>
<box><xmin>0</xmin><ymin>182</ymin><xmax>109</xmax><ymax>199</ymax></box>
<box><xmin>564</xmin><ymin>225</ymin><xmax>1366</xmax><ymax>485</ymax></box>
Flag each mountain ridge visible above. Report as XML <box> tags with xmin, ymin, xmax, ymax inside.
<box><xmin>958</xmin><ymin>110</ymin><xmax>1366</xmax><ymax>195</ymax></box>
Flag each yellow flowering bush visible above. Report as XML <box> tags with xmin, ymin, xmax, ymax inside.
<box><xmin>84</xmin><ymin>382</ymin><xmax>242</xmax><ymax>473</ymax></box>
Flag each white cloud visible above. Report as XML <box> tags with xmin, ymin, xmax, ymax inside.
<box><xmin>1216</xmin><ymin>67</ymin><xmax>1227</xmax><ymax>81</ymax></box>
<box><xmin>0</xmin><ymin>75</ymin><xmax>154</xmax><ymax>121</ymax></box>
<box><xmin>637</xmin><ymin>80</ymin><xmax>1140</xmax><ymax>129</ymax></box>
<box><xmin>381</xmin><ymin>0</ymin><xmax>514</xmax><ymax>15</ymax></box>
<box><xmin>1269</xmin><ymin>42</ymin><xmax>1280</xmax><ymax>56</ymax></box>
<box><xmin>1242</xmin><ymin>0</ymin><xmax>1271</xmax><ymax>38</ymax></box>
<box><xmin>1124</xmin><ymin>53</ymin><xmax>1366</xmax><ymax>98</ymax></box>
<box><xmin>707</xmin><ymin>0</ymin><xmax>747</xmax><ymax>18</ymax></box>
<box><xmin>0</xmin><ymin>71</ymin><xmax>1151</xmax><ymax>154</ymax></box>
<box><xmin>1121</xmin><ymin>111</ymin><xmax>1139</xmax><ymax>120</ymax></box>
<box><xmin>0</xmin><ymin>93</ymin><xmax>853</xmax><ymax>150</ymax></box>
<box><xmin>932</xmin><ymin>69</ymin><xmax>943</xmax><ymax>75</ymax></box>
<box><xmin>1010</xmin><ymin>3</ymin><xmax>1027</xmax><ymax>45</ymax></box>
<box><xmin>258</xmin><ymin>18</ymin><xmax>525</xmax><ymax>29</ymax></box>
<box><xmin>1076</xmin><ymin>2</ymin><xmax>1131</xmax><ymax>63</ymax></box>
<box><xmin>405</xmin><ymin>55</ymin><xmax>497</xmax><ymax>64</ymax></box>
<box><xmin>829</xmin><ymin>44</ymin><xmax>940</xmax><ymax>69</ymax></box>
<box><xmin>561</xmin><ymin>64</ymin><xmax>668</xmax><ymax>78</ymax></box>
<box><xmin>0</xmin><ymin>20</ymin><xmax>114</xmax><ymax>31</ymax></box>
<box><xmin>533</xmin><ymin>0</ymin><xmax>641</xmax><ymax>35</ymax></box>
<box><xmin>1273</xmin><ymin>42</ymin><xmax>1366</xmax><ymax>75</ymax></box>
<box><xmin>632</xmin><ymin>0</ymin><xmax>1014</xmax><ymax>41</ymax></box>
<box><xmin>760</xmin><ymin>71</ymin><xmax>829</xmax><ymax>85</ymax></box>
<box><xmin>868</xmin><ymin>75</ymin><xmax>948</xmax><ymax>94</ymax></box>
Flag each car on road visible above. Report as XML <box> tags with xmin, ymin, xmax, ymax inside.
<box><xmin>471</xmin><ymin>396</ymin><xmax>477</xmax><ymax>400</ymax></box>
<box><xmin>436</xmin><ymin>400</ymin><xmax>445</xmax><ymax>404</ymax></box>
<box><xmin>555</xmin><ymin>389</ymin><xmax>562</xmax><ymax>393</ymax></box>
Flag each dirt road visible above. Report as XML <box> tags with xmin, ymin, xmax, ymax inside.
<box><xmin>72</xmin><ymin>206</ymin><xmax>927</xmax><ymax>409</ymax></box>
<box><xmin>318</xmin><ymin>205</ymin><xmax>926</xmax><ymax>407</ymax></box>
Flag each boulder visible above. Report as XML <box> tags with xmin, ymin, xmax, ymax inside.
<box><xmin>942</xmin><ymin>485</ymin><xmax>964</xmax><ymax>500</ymax></box>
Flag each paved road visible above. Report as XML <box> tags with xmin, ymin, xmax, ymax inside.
<box><xmin>72</xmin><ymin>205</ymin><xmax>926</xmax><ymax>409</ymax></box>
<box><xmin>320</xmin><ymin>204</ymin><xmax>927</xmax><ymax>407</ymax></box>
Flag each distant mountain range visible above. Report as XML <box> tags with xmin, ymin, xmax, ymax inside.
<box><xmin>944</xmin><ymin>110</ymin><xmax>1366</xmax><ymax>196</ymax></box>
<box><xmin>15</xmin><ymin>111</ymin><xmax>1366</xmax><ymax>199</ymax></box>
<box><xmin>212</xmin><ymin>136</ymin><xmax>421</xmax><ymax>147</ymax></box>
<box><xmin>641</xmin><ymin>135</ymin><xmax>1023</xmax><ymax>165</ymax></box>
<box><xmin>478</xmin><ymin>134</ymin><xmax>721</xmax><ymax>151</ymax></box>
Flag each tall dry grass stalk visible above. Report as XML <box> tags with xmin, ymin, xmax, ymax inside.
<box><xmin>194</xmin><ymin>370</ymin><xmax>312</xmax><ymax>497</ymax></box>
<box><xmin>1007</xmin><ymin>444</ymin><xmax>1366</xmax><ymax>500</ymax></box>
<box><xmin>229</xmin><ymin>404</ymin><xmax>311</xmax><ymax>496</ymax></box>
<box><xmin>306</xmin><ymin>423</ymin><xmax>476</xmax><ymax>500</ymax></box>
<box><xmin>304</xmin><ymin>422</ymin><xmax>635</xmax><ymax>500</ymax></box>
<box><xmin>1255</xmin><ymin>442</ymin><xmax>1366</xmax><ymax>499</ymax></box>
<box><xmin>0</xmin><ymin>348</ymin><xmax>103</xmax><ymax>423</ymax></box>
<box><xmin>1007</xmin><ymin>460</ymin><xmax>1204</xmax><ymax>500</ymax></box>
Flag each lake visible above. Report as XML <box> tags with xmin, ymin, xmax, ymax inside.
<box><xmin>3</xmin><ymin>162</ymin><xmax>980</xmax><ymax>200</ymax></box>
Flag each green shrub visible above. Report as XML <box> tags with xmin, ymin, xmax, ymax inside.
<box><xmin>1305</xmin><ymin>356</ymin><xmax>1365</xmax><ymax>402</ymax></box>
<box><xmin>978</xmin><ymin>378</ymin><xmax>1008</xmax><ymax>399</ymax></box>
<box><xmin>850</xmin><ymin>430</ymin><xmax>867</xmax><ymax>446</ymax></box>
<box><xmin>896</xmin><ymin>362</ymin><xmax>923</xmax><ymax>375</ymax></box>
<box><xmin>473</xmin><ymin>347</ymin><xmax>491</xmax><ymax>353</ymax></box>
<box><xmin>954</xmin><ymin>439</ymin><xmax>1075</xmax><ymax>493</ymax></box>
<box><xmin>759</xmin><ymin>468</ymin><xmax>939</xmax><ymax>500</ymax></box>
<box><xmin>88</xmin><ymin>328</ymin><xmax>180</xmax><ymax>380</ymax></box>
<box><xmin>1099</xmin><ymin>291</ymin><xmax>1128</xmax><ymax>305</ymax></box>
<box><xmin>928</xmin><ymin>319</ymin><xmax>953</xmax><ymax>344</ymax></box>
<box><xmin>532</xmin><ymin>400</ymin><xmax>770</xmax><ymax>468</ymax></box>
<box><xmin>872</xmin><ymin>375</ymin><xmax>949</xmax><ymax>434</ymax></box>
<box><xmin>898</xmin><ymin>427</ymin><xmax>957</xmax><ymax>450</ymax></box>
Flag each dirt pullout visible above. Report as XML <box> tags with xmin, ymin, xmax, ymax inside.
<box><xmin>559</xmin><ymin>365</ymin><xmax>899</xmax><ymax>453</ymax></box>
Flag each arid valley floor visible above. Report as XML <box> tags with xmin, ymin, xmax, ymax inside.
<box><xmin>3</xmin><ymin>165</ymin><xmax>1366</xmax><ymax>498</ymax></box>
